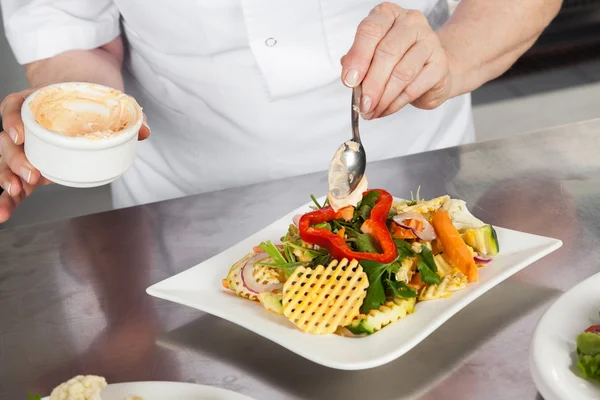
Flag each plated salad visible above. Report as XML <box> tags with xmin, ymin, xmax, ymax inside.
<box><xmin>222</xmin><ymin>189</ymin><xmax>499</xmax><ymax>336</ymax></box>
<box><xmin>576</xmin><ymin>315</ymin><xmax>600</xmax><ymax>384</ymax></box>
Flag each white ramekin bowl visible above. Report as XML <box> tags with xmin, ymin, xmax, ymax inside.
<box><xmin>21</xmin><ymin>82</ymin><xmax>143</xmax><ymax>188</ymax></box>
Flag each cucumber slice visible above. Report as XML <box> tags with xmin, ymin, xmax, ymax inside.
<box><xmin>462</xmin><ymin>225</ymin><xmax>499</xmax><ymax>256</ymax></box>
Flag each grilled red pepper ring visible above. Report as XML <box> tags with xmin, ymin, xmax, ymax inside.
<box><xmin>298</xmin><ymin>189</ymin><xmax>398</xmax><ymax>264</ymax></box>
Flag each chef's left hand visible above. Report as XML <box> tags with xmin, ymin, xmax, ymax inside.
<box><xmin>341</xmin><ymin>2</ymin><xmax>458</xmax><ymax>119</ymax></box>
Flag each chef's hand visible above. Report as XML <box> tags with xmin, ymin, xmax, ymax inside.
<box><xmin>0</xmin><ymin>88</ymin><xmax>151</xmax><ymax>223</ymax></box>
<box><xmin>341</xmin><ymin>2</ymin><xmax>457</xmax><ymax>119</ymax></box>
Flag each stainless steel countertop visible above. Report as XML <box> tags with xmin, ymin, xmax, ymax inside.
<box><xmin>2</xmin><ymin>119</ymin><xmax>600</xmax><ymax>400</ymax></box>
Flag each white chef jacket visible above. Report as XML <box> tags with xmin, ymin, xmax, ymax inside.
<box><xmin>1</xmin><ymin>0</ymin><xmax>474</xmax><ymax>209</ymax></box>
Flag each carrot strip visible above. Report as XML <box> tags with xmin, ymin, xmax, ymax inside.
<box><xmin>391</xmin><ymin>223</ymin><xmax>417</xmax><ymax>239</ymax></box>
<box><xmin>408</xmin><ymin>273</ymin><xmax>426</xmax><ymax>290</ymax></box>
<box><xmin>432</xmin><ymin>209</ymin><xmax>478</xmax><ymax>282</ymax></box>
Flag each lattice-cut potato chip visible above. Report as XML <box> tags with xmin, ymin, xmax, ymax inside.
<box><xmin>226</xmin><ymin>253</ymin><xmax>258</xmax><ymax>301</ymax></box>
<box><xmin>253</xmin><ymin>264</ymin><xmax>282</xmax><ymax>285</ymax></box>
<box><xmin>345</xmin><ymin>297</ymin><xmax>416</xmax><ymax>335</ymax></box>
<box><xmin>282</xmin><ymin>258</ymin><xmax>368</xmax><ymax>334</ymax></box>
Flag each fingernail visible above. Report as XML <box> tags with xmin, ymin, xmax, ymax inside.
<box><xmin>344</xmin><ymin>69</ymin><xmax>359</xmax><ymax>87</ymax></box>
<box><xmin>20</xmin><ymin>167</ymin><xmax>31</xmax><ymax>183</ymax></box>
<box><xmin>3</xmin><ymin>182</ymin><xmax>11</xmax><ymax>195</ymax></box>
<box><xmin>8</xmin><ymin>127</ymin><xmax>18</xmax><ymax>144</ymax></box>
<box><xmin>362</xmin><ymin>112</ymin><xmax>374</xmax><ymax>120</ymax></box>
<box><xmin>360</xmin><ymin>96</ymin><xmax>372</xmax><ymax>114</ymax></box>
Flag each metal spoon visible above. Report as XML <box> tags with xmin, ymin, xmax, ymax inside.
<box><xmin>327</xmin><ymin>85</ymin><xmax>367</xmax><ymax>199</ymax></box>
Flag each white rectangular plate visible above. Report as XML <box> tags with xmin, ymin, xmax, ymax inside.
<box><xmin>147</xmin><ymin>198</ymin><xmax>563</xmax><ymax>370</ymax></box>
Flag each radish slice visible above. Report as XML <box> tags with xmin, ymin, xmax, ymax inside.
<box><xmin>474</xmin><ymin>253</ymin><xmax>492</xmax><ymax>264</ymax></box>
<box><xmin>241</xmin><ymin>252</ymin><xmax>283</xmax><ymax>294</ymax></box>
<box><xmin>292</xmin><ymin>214</ymin><xmax>302</xmax><ymax>226</ymax></box>
<box><xmin>393</xmin><ymin>212</ymin><xmax>437</xmax><ymax>242</ymax></box>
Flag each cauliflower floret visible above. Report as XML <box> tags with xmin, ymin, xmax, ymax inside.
<box><xmin>442</xmin><ymin>199</ymin><xmax>485</xmax><ymax>231</ymax></box>
<box><xmin>49</xmin><ymin>375</ymin><xmax>107</xmax><ymax>400</ymax></box>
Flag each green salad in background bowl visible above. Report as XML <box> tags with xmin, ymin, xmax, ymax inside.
<box><xmin>577</xmin><ymin>314</ymin><xmax>600</xmax><ymax>384</ymax></box>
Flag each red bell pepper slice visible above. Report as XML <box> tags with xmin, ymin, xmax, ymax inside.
<box><xmin>585</xmin><ymin>325</ymin><xmax>600</xmax><ymax>334</ymax></box>
<box><xmin>298</xmin><ymin>189</ymin><xmax>398</xmax><ymax>264</ymax></box>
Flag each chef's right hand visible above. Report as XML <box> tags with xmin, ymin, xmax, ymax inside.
<box><xmin>0</xmin><ymin>88</ymin><xmax>49</xmax><ymax>223</ymax></box>
<box><xmin>0</xmin><ymin>89</ymin><xmax>151</xmax><ymax>223</ymax></box>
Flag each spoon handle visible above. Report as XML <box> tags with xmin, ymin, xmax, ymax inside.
<box><xmin>351</xmin><ymin>85</ymin><xmax>362</xmax><ymax>144</ymax></box>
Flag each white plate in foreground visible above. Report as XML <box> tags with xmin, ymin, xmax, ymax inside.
<box><xmin>530</xmin><ymin>272</ymin><xmax>600</xmax><ymax>400</ymax></box>
<box><xmin>147</xmin><ymin>198</ymin><xmax>562</xmax><ymax>370</ymax></box>
<box><xmin>42</xmin><ymin>381</ymin><xmax>255</xmax><ymax>400</ymax></box>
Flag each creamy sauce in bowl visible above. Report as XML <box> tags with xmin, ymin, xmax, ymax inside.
<box><xmin>28</xmin><ymin>84</ymin><xmax>140</xmax><ymax>139</ymax></box>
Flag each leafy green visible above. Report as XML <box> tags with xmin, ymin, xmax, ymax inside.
<box><xmin>355</xmin><ymin>233</ymin><xmax>381</xmax><ymax>253</ymax></box>
<box><xmin>386</xmin><ymin>278</ymin><xmax>417</xmax><ymax>298</ymax></box>
<box><xmin>281</xmin><ymin>224</ymin><xmax>300</xmax><ymax>243</ymax></box>
<box><xmin>332</xmin><ymin>219</ymin><xmax>361</xmax><ymax>238</ymax></box>
<box><xmin>387</xmin><ymin>209</ymin><xmax>397</xmax><ymax>220</ymax></box>
<box><xmin>394</xmin><ymin>239</ymin><xmax>415</xmax><ymax>260</ymax></box>
<box><xmin>259</xmin><ymin>241</ymin><xmax>287</xmax><ymax>265</ymax></box>
<box><xmin>283</xmin><ymin>243</ymin><xmax>296</xmax><ymax>263</ymax></box>
<box><xmin>576</xmin><ymin>343</ymin><xmax>600</xmax><ymax>384</ymax></box>
<box><xmin>314</xmin><ymin>222</ymin><xmax>332</xmax><ymax>231</ymax></box>
<box><xmin>310</xmin><ymin>194</ymin><xmax>323</xmax><ymax>209</ymax></box>
<box><xmin>357</xmin><ymin>204</ymin><xmax>372</xmax><ymax>221</ymax></box>
<box><xmin>359</xmin><ymin>259</ymin><xmax>388</xmax><ymax>313</ymax></box>
<box><xmin>258</xmin><ymin>261</ymin><xmax>307</xmax><ymax>268</ymax></box>
<box><xmin>416</xmin><ymin>245</ymin><xmax>441</xmax><ymax>285</ymax></box>
<box><xmin>358</xmin><ymin>239</ymin><xmax>418</xmax><ymax>313</ymax></box>
<box><xmin>29</xmin><ymin>395</ymin><xmax>41</xmax><ymax>400</ymax></box>
<box><xmin>308</xmin><ymin>252</ymin><xmax>333</xmax><ymax>269</ymax></box>
<box><xmin>406</xmin><ymin>186</ymin><xmax>422</xmax><ymax>206</ymax></box>
<box><xmin>285</xmin><ymin>242</ymin><xmax>324</xmax><ymax>257</ymax></box>
<box><xmin>345</xmin><ymin>320</ymin><xmax>373</xmax><ymax>335</ymax></box>
<box><xmin>353</xmin><ymin>191</ymin><xmax>380</xmax><ymax>223</ymax></box>
<box><xmin>358</xmin><ymin>191</ymin><xmax>380</xmax><ymax>210</ymax></box>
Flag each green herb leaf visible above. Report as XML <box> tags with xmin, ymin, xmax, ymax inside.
<box><xmin>331</xmin><ymin>220</ymin><xmax>362</xmax><ymax>239</ymax></box>
<box><xmin>258</xmin><ymin>261</ymin><xmax>307</xmax><ymax>268</ymax></box>
<box><xmin>386</xmin><ymin>278</ymin><xmax>418</xmax><ymax>298</ymax></box>
<box><xmin>310</xmin><ymin>194</ymin><xmax>323</xmax><ymax>209</ymax></box>
<box><xmin>357</xmin><ymin>204</ymin><xmax>372</xmax><ymax>221</ymax></box>
<box><xmin>284</xmin><ymin>242</ymin><xmax>326</xmax><ymax>257</ymax></box>
<box><xmin>345</xmin><ymin>320</ymin><xmax>373</xmax><ymax>335</ymax></box>
<box><xmin>355</xmin><ymin>233</ymin><xmax>381</xmax><ymax>253</ymax></box>
<box><xmin>387</xmin><ymin>209</ymin><xmax>397</xmax><ymax>220</ymax></box>
<box><xmin>282</xmin><ymin>224</ymin><xmax>300</xmax><ymax>243</ymax></box>
<box><xmin>385</xmin><ymin>261</ymin><xmax>402</xmax><ymax>276</ymax></box>
<box><xmin>357</xmin><ymin>191</ymin><xmax>379</xmax><ymax>210</ymax></box>
<box><xmin>308</xmin><ymin>252</ymin><xmax>333</xmax><ymax>269</ymax></box>
<box><xmin>283</xmin><ymin>243</ymin><xmax>296</xmax><ymax>264</ymax></box>
<box><xmin>417</xmin><ymin>245</ymin><xmax>441</xmax><ymax>285</ymax></box>
<box><xmin>394</xmin><ymin>239</ymin><xmax>416</xmax><ymax>260</ymax></box>
<box><xmin>29</xmin><ymin>395</ymin><xmax>42</xmax><ymax>400</ymax></box>
<box><xmin>359</xmin><ymin>259</ymin><xmax>388</xmax><ymax>313</ymax></box>
<box><xmin>259</xmin><ymin>241</ymin><xmax>287</xmax><ymax>265</ymax></box>
<box><xmin>314</xmin><ymin>222</ymin><xmax>332</xmax><ymax>231</ymax></box>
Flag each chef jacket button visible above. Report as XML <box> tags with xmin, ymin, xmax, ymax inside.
<box><xmin>265</xmin><ymin>37</ymin><xmax>277</xmax><ymax>47</ymax></box>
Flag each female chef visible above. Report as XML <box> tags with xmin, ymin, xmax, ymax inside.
<box><xmin>0</xmin><ymin>0</ymin><xmax>561</xmax><ymax>222</ymax></box>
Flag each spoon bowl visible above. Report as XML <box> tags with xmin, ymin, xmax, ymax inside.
<box><xmin>327</xmin><ymin>86</ymin><xmax>367</xmax><ymax>199</ymax></box>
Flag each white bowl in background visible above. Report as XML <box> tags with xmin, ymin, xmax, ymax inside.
<box><xmin>21</xmin><ymin>82</ymin><xmax>143</xmax><ymax>188</ymax></box>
